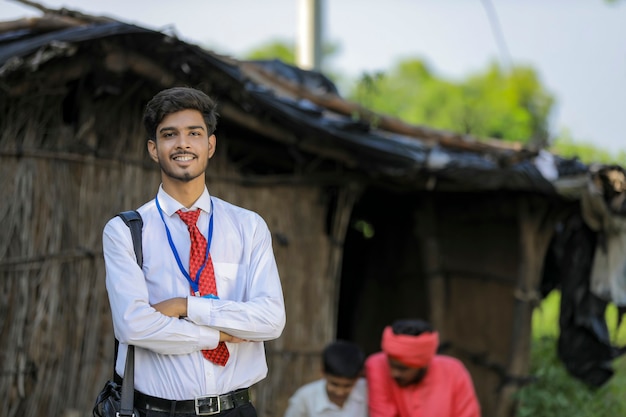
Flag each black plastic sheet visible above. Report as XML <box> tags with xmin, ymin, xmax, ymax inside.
<box><xmin>543</xmin><ymin>213</ymin><xmax>626</xmax><ymax>386</ymax></box>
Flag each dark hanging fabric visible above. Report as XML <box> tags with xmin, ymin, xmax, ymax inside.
<box><xmin>540</xmin><ymin>222</ymin><xmax>565</xmax><ymax>299</ymax></box>
<box><xmin>553</xmin><ymin>212</ymin><xmax>626</xmax><ymax>387</ymax></box>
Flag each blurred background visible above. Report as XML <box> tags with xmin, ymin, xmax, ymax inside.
<box><xmin>3</xmin><ymin>0</ymin><xmax>626</xmax><ymax>162</ymax></box>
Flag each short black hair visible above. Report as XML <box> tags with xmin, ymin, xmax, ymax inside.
<box><xmin>322</xmin><ymin>340</ymin><xmax>365</xmax><ymax>378</ymax></box>
<box><xmin>143</xmin><ymin>87</ymin><xmax>218</xmax><ymax>141</ymax></box>
<box><xmin>391</xmin><ymin>319</ymin><xmax>434</xmax><ymax>336</ymax></box>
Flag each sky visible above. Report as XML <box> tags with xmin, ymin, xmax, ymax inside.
<box><xmin>2</xmin><ymin>0</ymin><xmax>626</xmax><ymax>153</ymax></box>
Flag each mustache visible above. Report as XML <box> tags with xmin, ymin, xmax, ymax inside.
<box><xmin>171</xmin><ymin>151</ymin><xmax>197</xmax><ymax>158</ymax></box>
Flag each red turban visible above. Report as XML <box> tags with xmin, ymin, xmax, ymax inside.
<box><xmin>381</xmin><ymin>326</ymin><xmax>439</xmax><ymax>368</ymax></box>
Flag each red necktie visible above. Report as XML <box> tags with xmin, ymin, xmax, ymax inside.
<box><xmin>177</xmin><ymin>209</ymin><xmax>230</xmax><ymax>366</ymax></box>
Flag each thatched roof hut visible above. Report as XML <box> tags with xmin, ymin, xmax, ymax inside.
<box><xmin>1</xmin><ymin>4</ymin><xmax>621</xmax><ymax>417</ymax></box>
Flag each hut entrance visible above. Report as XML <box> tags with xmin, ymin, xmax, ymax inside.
<box><xmin>336</xmin><ymin>188</ymin><xmax>429</xmax><ymax>355</ymax></box>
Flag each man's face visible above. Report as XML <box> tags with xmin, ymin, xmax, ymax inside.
<box><xmin>147</xmin><ymin>109</ymin><xmax>215</xmax><ymax>184</ymax></box>
<box><xmin>388</xmin><ymin>357</ymin><xmax>428</xmax><ymax>387</ymax></box>
<box><xmin>324</xmin><ymin>373</ymin><xmax>359</xmax><ymax>407</ymax></box>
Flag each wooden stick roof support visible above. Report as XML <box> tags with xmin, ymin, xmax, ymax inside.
<box><xmin>495</xmin><ymin>197</ymin><xmax>562</xmax><ymax>416</ymax></box>
<box><xmin>328</xmin><ymin>183</ymin><xmax>363</xmax><ymax>335</ymax></box>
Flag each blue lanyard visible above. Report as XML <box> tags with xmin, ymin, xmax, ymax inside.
<box><xmin>155</xmin><ymin>196</ymin><xmax>214</xmax><ymax>296</ymax></box>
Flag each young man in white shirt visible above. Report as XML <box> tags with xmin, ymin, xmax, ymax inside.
<box><xmin>103</xmin><ymin>86</ymin><xmax>286</xmax><ymax>417</ymax></box>
<box><xmin>283</xmin><ymin>341</ymin><xmax>368</xmax><ymax>417</ymax></box>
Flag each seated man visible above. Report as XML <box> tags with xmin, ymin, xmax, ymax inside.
<box><xmin>284</xmin><ymin>340</ymin><xmax>368</xmax><ymax>417</ymax></box>
<box><xmin>366</xmin><ymin>319</ymin><xmax>480</xmax><ymax>417</ymax></box>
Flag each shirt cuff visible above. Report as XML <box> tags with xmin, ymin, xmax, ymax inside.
<box><xmin>187</xmin><ymin>296</ymin><xmax>220</xmax><ymax>349</ymax></box>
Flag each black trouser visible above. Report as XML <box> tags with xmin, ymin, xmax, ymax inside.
<box><xmin>140</xmin><ymin>401</ymin><xmax>257</xmax><ymax>417</ymax></box>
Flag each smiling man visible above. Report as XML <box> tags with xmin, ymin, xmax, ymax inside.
<box><xmin>102</xmin><ymin>87</ymin><xmax>286</xmax><ymax>417</ymax></box>
<box><xmin>365</xmin><ymin>319</ymin><xmax>480</xmax><ymax>417</ymax></box>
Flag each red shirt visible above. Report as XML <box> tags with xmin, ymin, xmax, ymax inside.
<box><xmin>365</xmin><ymin>352</ymin><xmax>481</xmax><ymax>417</ymax></box>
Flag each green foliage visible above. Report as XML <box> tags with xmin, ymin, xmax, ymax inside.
<box><xmin>464</xmin><ymin>64</ymin><xmax>554</xmax><ymax>146</ymax></box>
<box><xmin>517</xmin><ymin>291</ymin><xmax>626</xmax><ymax>416</ymax></box>
<box><xmin>243</xmin><ymin>39</ymin><xmax>341</xmax><ymax>70</ymax></box>
<box><xmin>517</xmin><ymin>337</ymin><xmax>626</xmax><ymax>416</ymax></box>
<box><xmin>348</xmin><ymin>59</ymin><xmax>554</xmax><ymax>147</ymax></box>
<box><xmin>244</xmin><ymin>39</ymin><xmax>296</xmax><ymax>64</ymax></box>
<box><xmin>352</xmin><ymin>219</ymin><xmax>375</xmax><ymax>239</ymax></box>
<box><xmin>531</xmin><ymin>290</ymin><xmax>626</xmax><ymax>348</ymax></box>
<box><xmin>348</xmin><ymin>57</ymin><xmax>626</xmax><ymax>159</ymax></box>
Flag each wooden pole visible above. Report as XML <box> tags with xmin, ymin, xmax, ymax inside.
<box><xmin>495</xmin><ymin>196</ymin><xmax>557</xmax><ymax>416</ymax></box>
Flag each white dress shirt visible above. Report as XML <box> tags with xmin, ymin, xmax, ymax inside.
<box><xmin>103</xmin><ymin>185</ymin><xmax>286</xmax><ymax>400</ymax></box>
<box><xmin>283</xmin><ymin>378</ymin><xmax>368</xmax><ymax>417</ymax></box>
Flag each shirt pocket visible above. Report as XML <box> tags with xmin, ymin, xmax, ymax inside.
<box><xmin>213</xmin><ymin>262</ymin><xmax>245</xmax><ymax>299</ymax></box>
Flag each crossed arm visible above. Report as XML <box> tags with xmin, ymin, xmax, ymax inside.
<box><xmin>152</xmin><ymin>298</ymin><xmax>246</xmax><ymax>343</ymax></box>
<box><xmin>103</xmin><ymin>215</ymin><xmax>285</xmax><ymax>354</ymax></box>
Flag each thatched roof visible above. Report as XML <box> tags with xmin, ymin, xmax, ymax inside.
<box><xmin>0</xmin><ymin>2</ymin><xmax>589</xmax><ymax>196</ymax></box>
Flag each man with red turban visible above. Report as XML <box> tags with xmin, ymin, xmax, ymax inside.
<box><xmin>365</xmin><ymin>319</ymin><xmax>480</xmax><ymax>417</ymax></box>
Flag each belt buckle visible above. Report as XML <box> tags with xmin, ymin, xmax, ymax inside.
<box><xmin>195</xmin><ymin>395</ymin><xmax>221</xmax><ymax>416</ymax></box>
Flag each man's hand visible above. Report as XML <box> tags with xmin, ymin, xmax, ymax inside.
<box><xmin>152</xmin><ymin>297</ymin><xmax>187</xmax><ymax>318</ymax></box>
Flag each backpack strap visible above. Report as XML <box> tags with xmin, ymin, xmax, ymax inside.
<box><xmin>112</xmin><ymin>210</ymin><xmax>143</xmax><ymax>377</ymax></box>
<box><xmin>117</xmin><ymin>210</ymin><xmax>143</xmax><ymax>267</ymax></box>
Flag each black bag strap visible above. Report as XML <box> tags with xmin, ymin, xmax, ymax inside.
<box><xmin>115</xmin><ymin>210</ymin><xmax>143</xmax><ymax>417</ymax></box>
<box><xmin>117</xmin><ymin>210</ymin><xmax>143</xmax><ymax>267</ymax></box>
<box><xmin>119</xmin><ymin>345</ymin><xmax>135</xmax><ymax>417</ymax></box>
<box><xmin>113</xmin><ymin>211</ymin><xmax>144</xmax><ymax>365</ymax></box>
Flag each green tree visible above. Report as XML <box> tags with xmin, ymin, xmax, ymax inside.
<box><xmin>349</xmin><ymin>58</ymin><xmax>554</xmax><ymax>148</ymax></box>
<box><xmin>244</xmin><ymin>40</ymin><xmax>296</xmax><ymax>64</ymax></box>
<box><xmin>243</xmin><ymin>39</ymin><xmax>341</xmax><ymax>72</ymax></box>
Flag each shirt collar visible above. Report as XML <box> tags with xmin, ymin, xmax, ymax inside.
<box><xmin>156</xmin><ymin>185</ymin><xmax>212</xmax><ymax>216</ymax></box>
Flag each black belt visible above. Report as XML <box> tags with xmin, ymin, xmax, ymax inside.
<box><xmin>115</xmin><ymin>374</ymin><xmax>250</xmax><ymax>415</ymax></box>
